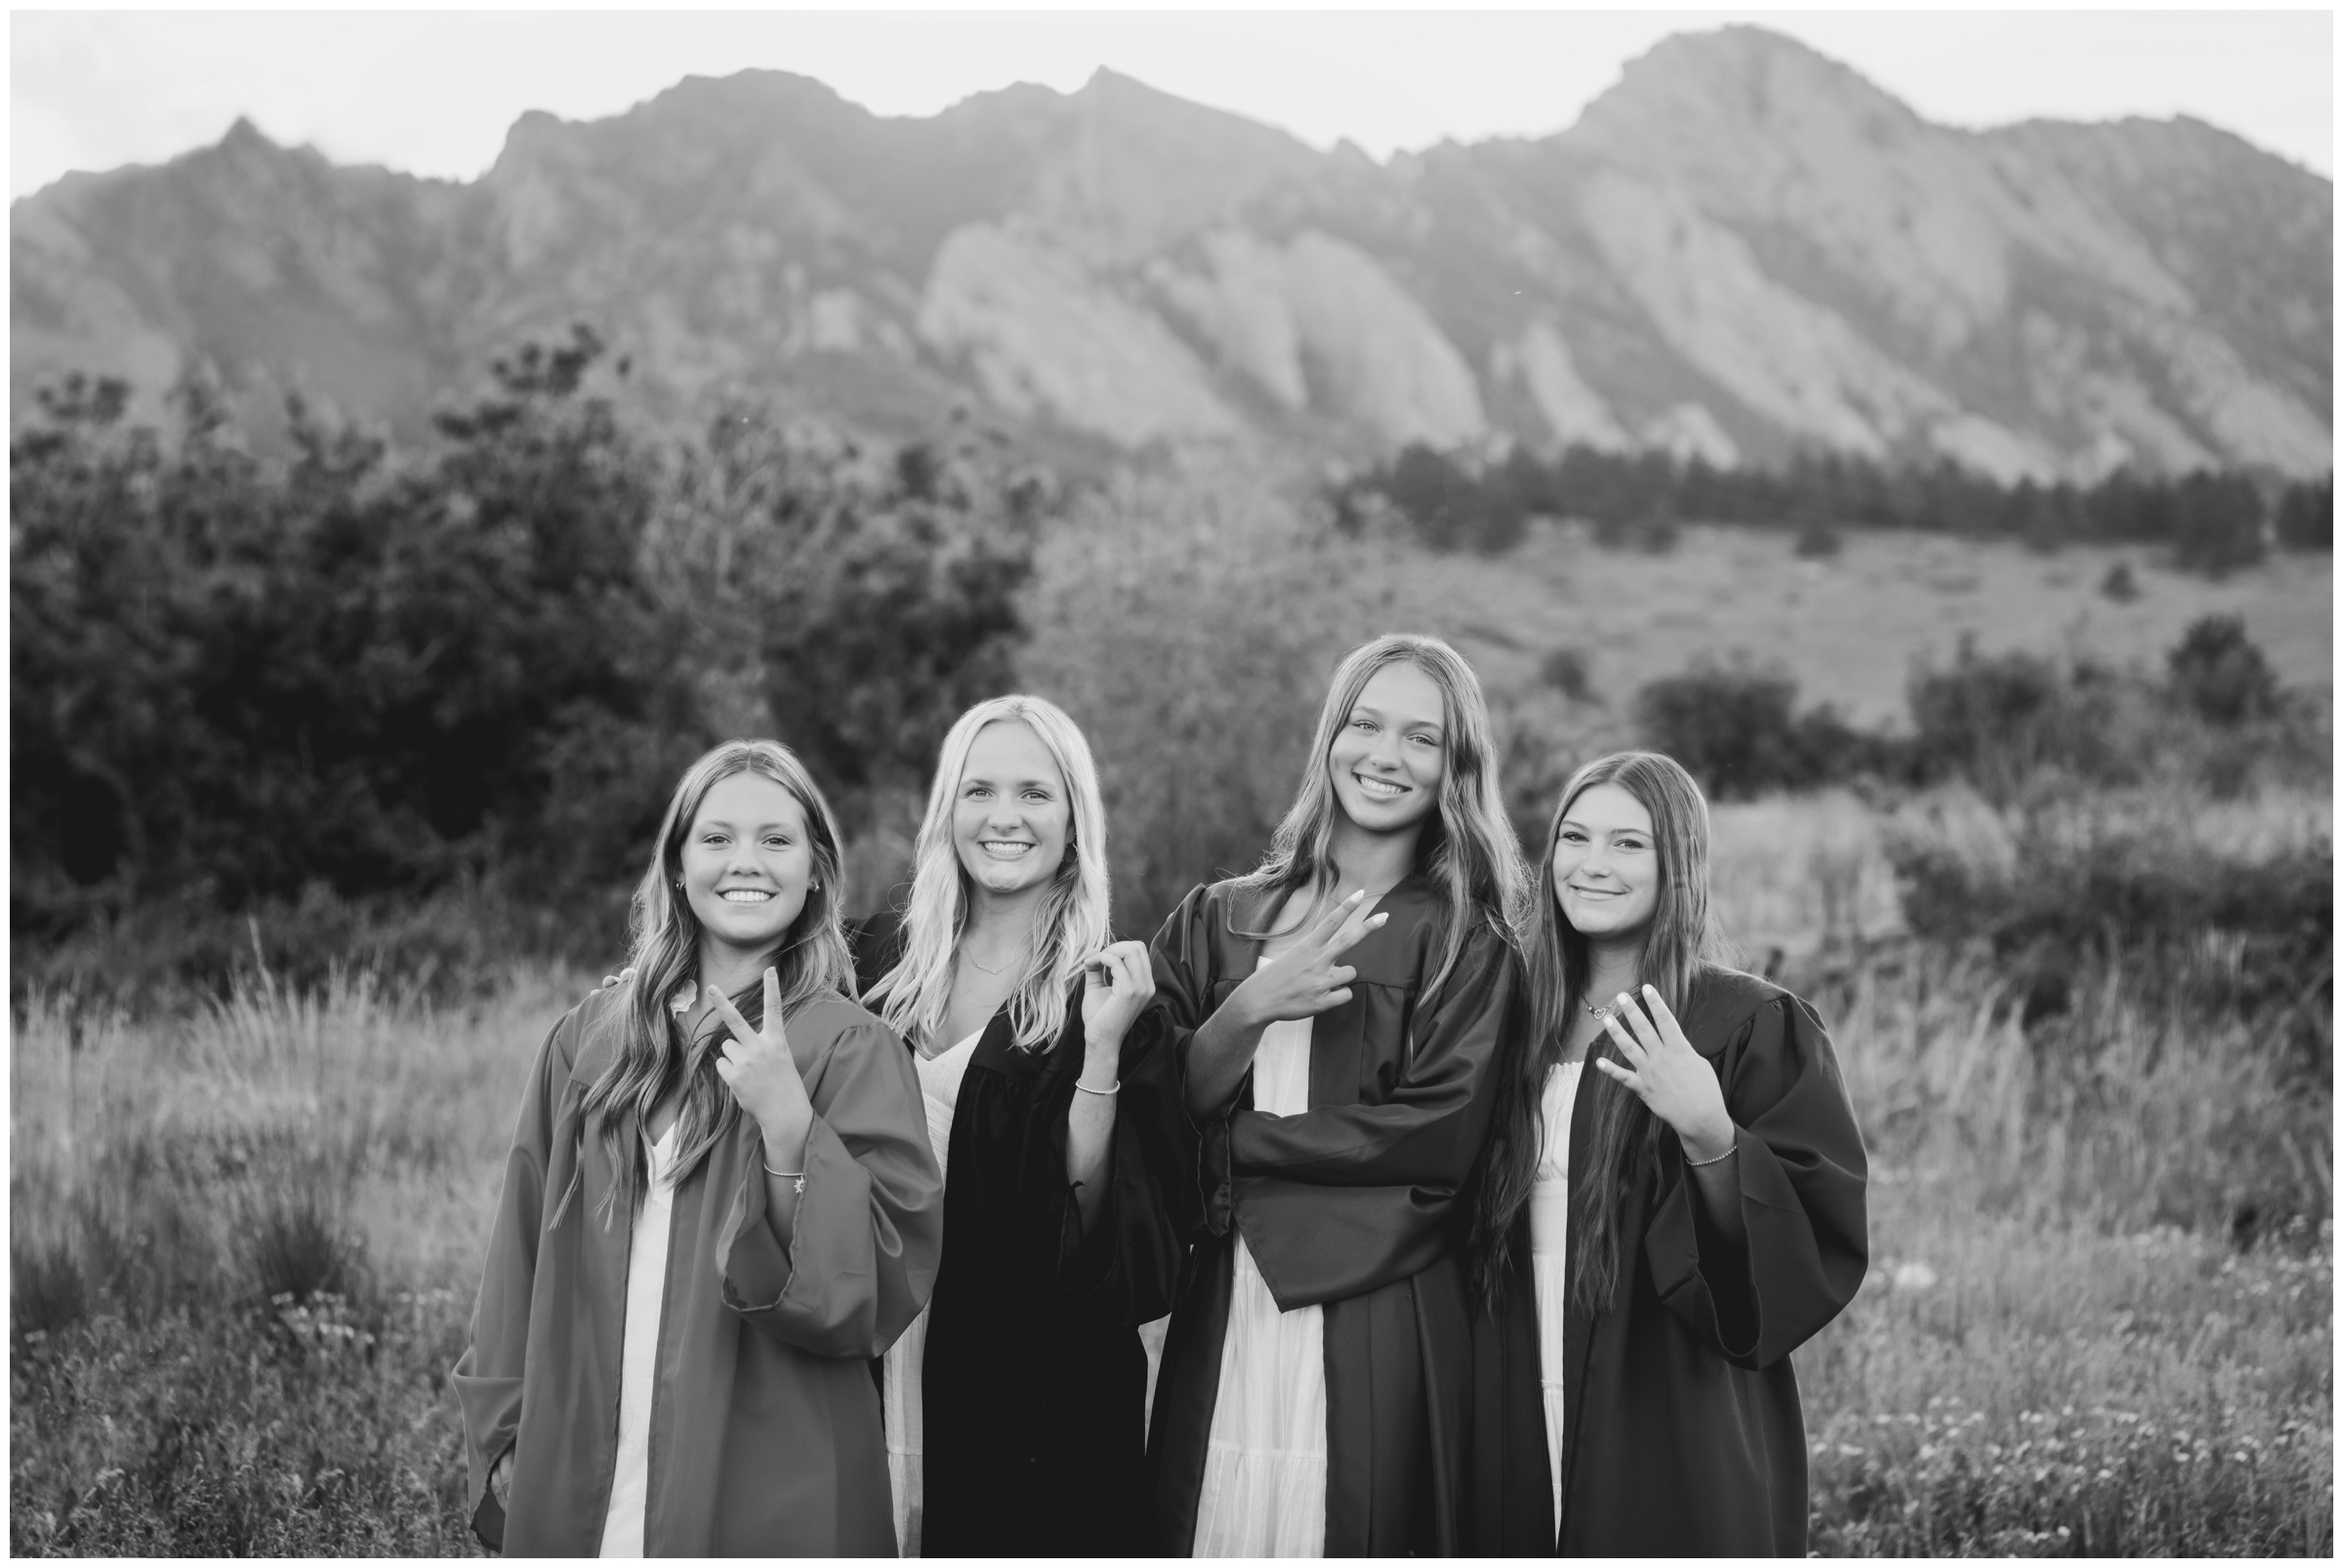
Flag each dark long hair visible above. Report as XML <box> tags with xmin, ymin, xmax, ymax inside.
<box><xmin>1470</xmin><ymin>750</ymin><xmax>1732</xmax><ymax>1314</ymax></box>
<box><xmin>1233</xmin><ymin>634</ymin><xmax>1527</xmax><ymax>1004</ymax></box>
<box><xmin>551</xmin><ymin>739</ymin><xmax>855</xmax><ymax>1229</ymax></box>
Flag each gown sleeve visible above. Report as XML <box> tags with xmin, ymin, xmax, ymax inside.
<box><xmin>716</xmin><ymin>1016</ymin><xmax>944</xmax><ymax>1359</ymax></box>
<box><xmin>1048</xmin><ymin>999</ymin><xmax>1191</xmax><ymax>1326</ymax></box>
<box><xmin>1227</xmin><ymin>927</ymin><xmax>1518</xmax><ymax>1307</ymax></box>
<box><xmin>450</xmin><ymin>1012</ymin><xmax>571</xmax><ymax>1550</ymax></box>
<box><xmin>1144</xmin><ymin>884</ymin><xmax>1235</xmax><ymax>1243</ymax></box>
<box><xmin>1642</xmin><ymin>993</ymin><xmax>1870</xmax><ymax>1368</ymax></box>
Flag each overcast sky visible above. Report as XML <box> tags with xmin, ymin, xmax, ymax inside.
<box><xmin>11</xmin><ymin>8</ymin><xmax>2334</xmax><ymax>201</ymax></box>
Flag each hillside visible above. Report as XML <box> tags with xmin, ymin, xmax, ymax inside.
<box><xmin>1368</xmin><ymin>520</ymin><xmax>2335</xmax><ymax>728</ymax></box>
<box><xmin>13</xmin><ymin>25</ymin><xmax>2332</xmax><ymax>478</ymax></box>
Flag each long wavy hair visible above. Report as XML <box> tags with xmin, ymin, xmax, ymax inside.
<box><xmin>1235</xmin><ymin>634</ymin><xmax>1527</xmax><ymax>1005</ymax></box>
<box><xmin>553</xmin><ymin>739</ymin><xmax>855</xmax><ymax>1229</ymax></box>
<box><xmin>1471</xmin><ymin>750</ymin><xmax>1734</xmax><ymax>1313</ymax></box>
<box><xmin>864</xmin><ymin>696</ymin><xmax>1111</xmax><ymax>1052</ymax></box>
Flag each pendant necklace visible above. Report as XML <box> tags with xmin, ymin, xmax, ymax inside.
<box><xmin>963</xmin><ymin>946</ymin><xmax>1019</xmax><ymax>976</ymax></box>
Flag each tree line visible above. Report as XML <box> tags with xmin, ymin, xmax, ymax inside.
<box><xmin>1340</xmin><ymin>440</ymin><xmax>2333</xmax><ymax>572</ymax></box>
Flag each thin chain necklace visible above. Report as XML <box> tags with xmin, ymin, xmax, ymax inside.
<box><xmin>962</xmin><ymin>945</ymin><xmax>1022</xmax><ymax>976</ymax></box>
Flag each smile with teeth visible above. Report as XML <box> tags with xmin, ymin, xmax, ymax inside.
<box><xmin>719</xmin><ymin>888</ymin><xmax>775</xmax><ymax>903</ymax></box>
<box><xmin>977</xmin><ymin>841</ymin><xmax>1034</xmax><ymax>858</ymax></box>
<box><xmin>1353</xmin><ymin>772</ymin><xmax>1409</xmax><ymax>799</ymax></box>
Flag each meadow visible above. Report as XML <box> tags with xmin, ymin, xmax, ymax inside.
<box><xmin>11</xmin><ymin>785</ymin><xmax>2329</xmax><ymax>1555</ymax></box>
<box><xmin>1375</xmin><ymin>517</ymin><xmax>2334</xmax><ymax>727</ymax></box>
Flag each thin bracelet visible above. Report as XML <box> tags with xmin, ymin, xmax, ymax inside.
<box><xmin>1074</xmin><ymin>1078</ymin><xmax>1121</xmax><ymax>1096</ymax></box>
<box><xmin>762</xmin><ymin>1163</ymin><xmax>807</xmax><ymax>1195</ymax></box>
<box><xmin>1685</xmin><ymin>1143</ymin><xmax>1736</xmax><ymax>1168</ymax></box>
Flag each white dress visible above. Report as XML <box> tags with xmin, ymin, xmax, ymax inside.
<box><xmin>597</xmin><ymin>1120</ymin><xmax>681</xmax><ymax>1558</ymax></box>
<box><xmin>1530</xmin><ymin>1059</ymin><xmax>1585</xmax><ymax>1526</ymax></box>
<box><xmin>882</xmin><ymin>1025</ymin><xmax>985</xmax><ymax>1558</ymax></box>
<box><xmin>1192</xmin><ymin>967</ymin><xmax>1325</xmax><ymax>1557</ymax></box>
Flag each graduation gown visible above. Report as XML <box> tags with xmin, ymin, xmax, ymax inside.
<box><xmin>850</xmin><ymin>917</ymin><xmax>1187</xmax><ymax>1556</ymax></box>
<box><xmin>1465</xmin><ymin>968</ymin><xmax>1870</xmax><ymax>1557</ymax></box>
<box><xmin>452</xmin><ymin>985</ymin><xmax>944</xmax><ymax>1556</ymax></box>
<box><xmin>1143</xmin><ymin>877</ymin><xmax>1517</xmax><ymax>1556</ymax></box>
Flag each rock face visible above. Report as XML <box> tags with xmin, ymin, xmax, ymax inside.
<box><xmin>12</xmin><ymin>29</ymin><xmax>2332</xmax><ymax>476</ymax></box>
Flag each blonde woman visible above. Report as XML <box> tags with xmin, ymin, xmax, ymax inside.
<box><xmin>1144</xmin><ymin>634</ymin><xmax>1529</xmax><ymax>1556</ymax></box>
<box><xmin>855</xmin><ymin>694</ymin><xmax>1178</xmax><ymax>1556</ymax></box>
<box><xmin>453</xmin><ymin>740</ymin><xmax>943</xmax><ymax>1555</ymax></box>
<box><xmin>1465</xmin><ymin>752</ymin><xmax>1868</xmax><ymax>1555</ymax></box>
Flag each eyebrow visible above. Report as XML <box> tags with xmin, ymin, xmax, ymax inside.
<box><xmin>1351</xmin><ymin>702</ymin><xmax>1445</xmax><ymax>735</ymax></box>
<box><xmin>696</xmin><ymin>817</ymin><xmax>800</xmax><ymax>832</ymax></box>
<box><xmin>1558</xmin><ymin>817</ymin><xmax>1648</xmax><ymax>835</ymax></box>
<box><xmin>962</xmin><ymin>774</ymin><xmax>1059</xmax><ymax>790</ymax></box>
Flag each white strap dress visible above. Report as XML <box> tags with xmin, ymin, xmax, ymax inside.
<box><xmin>1191</xmin><ymin>958</ymin><xmax>1326</xmax><ymax>1557</ymax></box>
<box><xmin>881</xmin><ymin>1025</ymin><xmax>986</xmax><ymax>1557</ymax></box>
<box><xmin>1530</xmin><ymin>1058</ymin><xmax>1585</xmax><ymax>1526</ymax></box>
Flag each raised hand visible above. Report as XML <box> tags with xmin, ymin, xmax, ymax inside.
<box><xmin>706</xmin><ymin>968</ymin><xmax>815</xmax><ymax>1163</ymax></box>
<box><xmin>1591</xmin><ymin>984</ymin><xmax>1736</xmax><ymax>1163</ymax></box>
<box><xmin>1079</xmin><ymin>940</ymin><xmax>1158</xmax><ymax>1060</ymax></box>
<box><xmin>1228</xmin><ymin>888</ymin><xmax>1390</xmax><ymax>1030</ymax></box>
<box><xmin>596</xmin><ymin>964</ymin><xmax>637</xmax><ymax>994</ymax></box>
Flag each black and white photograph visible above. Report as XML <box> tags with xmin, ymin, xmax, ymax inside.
<box><xmin>9</xmin><ymin>7</ymin><xmax>2333</xmax><ymax>1556</ymax></box>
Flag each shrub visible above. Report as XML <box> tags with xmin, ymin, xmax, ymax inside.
<box><xmin>1538</xmin><ymin>646</ymin><xmax>1593</xmax><ymax>703</ymax></box>
<box><xmin>2099</xmin><ymin>561</ymin><xmax>2140</xmax><ymax>602</ymax></box>
<box><xmin>1903</xmin><ymin>641</ymin><xmax>2153</xmax><ymax>802</ymax></box>
<box><xmin>1633</xmin><ymin>661</ymin><xmax>1890</xmax><ymax>800</ymax></box>
<box><xmin>2166</xmin><ymin>614</ymin><xmax>2282</xmax><ymax>726</ymax></box>
<box><xmin>1795</xmin><ymin>520</ymin><xmax>1844</xmax><ymax>558</ymax></box>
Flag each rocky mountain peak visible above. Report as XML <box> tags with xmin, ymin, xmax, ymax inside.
<box><xmin>11</xmin><ymin>30</ymin><xmax>2328</xmax><ymax>478</ymax></box>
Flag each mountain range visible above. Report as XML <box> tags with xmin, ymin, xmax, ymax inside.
<box><xmin>12</xmin><ymin>25</ymin><xmax>2333</xmax><ymax>479</ymax></box>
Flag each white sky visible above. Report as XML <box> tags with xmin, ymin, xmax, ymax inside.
<box><xmin>10</xmin><ymin>8</ymin><xmax>2335</xmax><ymax>201</ymax></box>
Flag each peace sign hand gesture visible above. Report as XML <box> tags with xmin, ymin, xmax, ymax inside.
<box><xmin>1229</xmin><ymin>888</ymin><xmax>1390</xmax><ymax>1030</ymax></box>
<box><xmin>707</xmin><ymin>968</ymin><xmax>815</xmax><ymax>1165</ymax></box>
<box><xmin>1591</xmin><ymin>984</ymin><xmax>1737</xmax><ymax>1164</ymax></box>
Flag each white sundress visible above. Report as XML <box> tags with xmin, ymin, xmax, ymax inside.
<box><xmin>597</xmin><ymin>1119</ymin><xmax>681</xmax><ymax>1558</ymax></box>
<box><xmin>881</xmin><ymin>1025</ymin><xmax>985</xmax><ymax>1557</ymax></box>
<box><xmin>1192</xmin><ymin>956</ymin><xmax>1326</xmax><ymax>1557</ymax></box>
<box><xmin>1530</xmin><ymin>1058</ymin><xmax>1585</xmax><ymax>1526</ymax></box>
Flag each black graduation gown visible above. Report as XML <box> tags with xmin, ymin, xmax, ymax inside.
<box><xmin>1142</xmin><ymin>877</ymin><xmax>1518</xmax><ymax>1556</ymax></box>
<box><xmin>1465</xmin><ymin>969</ymin><xmax>1870</xmax><ymax>1557</ymax></box>
<box><xmin>849</xmin><ymin>915</ymin><xmax>1185</xmax><ymax>1556</ymax></box>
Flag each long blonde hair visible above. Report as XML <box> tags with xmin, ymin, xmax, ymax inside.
<box><xmin>1237</xmin><ymin>634</ymin><xmax>1527</xmax><ymax>1004</ymax></box>
<box><xmin>866</xmin><ymin>696</ymin><xmax>1111</xmax><ymax>1051</ymax></box>
<box><xmin>555</xmin><ymin>739</ymin><xmax>855</xmax><ymax>1228</ymax></box>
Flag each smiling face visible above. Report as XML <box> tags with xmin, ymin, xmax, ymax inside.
<box><xmin>679</xmin><ymin>769</ymin><xmax>816</xmax><ymax>963</ymax></box>
<box><xmin>1326</xmin><ymin>660</ymin><xmax>1449</xmax><ymax>835</ymax></box>
<box><xmin>1551</xmin><ymin>781</ymin><xmax>1662</xmax><ymax>942</ymax></box>
<box><xmin>952</xmin><ymin>719</ymin><xmax>1072</xmax><ymax>900</ymax></box>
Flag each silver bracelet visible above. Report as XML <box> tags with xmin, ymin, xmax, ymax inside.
<box><xmin>1074</xmin><ymin>1078</ymin><xmax>1121</xmax><ymax>1095</ymax></box>
<box><xmin>1685</xmin><ymin>1142</ymin><xmax>1736</xmax><ymax>1168</ymax></box>
<box><xmin>762</xmin><ymin>1163</ymin><xmax>806</xmax><ymax>1194</ymax></box>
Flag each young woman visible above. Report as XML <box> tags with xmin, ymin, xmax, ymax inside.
<box><xmin>852</xmin><ymin>694</ymin><xmax>1180</xmax><ymax>1556</ymax></box>
<box><xmin>1466</xmin><ymin>751</ymin><xmax>1870</xmax><ymax>1556</ymax></box>
<box><xmin>1144</xmin><ymin>633</ymin><xmax>1527</xmax><ymax>1556</ymax></box>
<box><xmin>452</xmin><ymin>740</ymin><xmax>944</xmax><ymax>1556</ymax></box>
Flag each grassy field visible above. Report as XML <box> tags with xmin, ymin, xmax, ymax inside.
<box><xmin>1361</xmin><ymin>519</ymin><xmax>2334</xmax><ymax>727</ymax></box>
<box><xmin>11</xmin><ymin>791</ymin><xmax>2332</xmax><ymax>1555</ymax></box>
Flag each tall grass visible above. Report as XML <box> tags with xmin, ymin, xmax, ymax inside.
<box><xmin>9</xmin><ymin>792</ymin><xmax>2331</xmax><ymax>1554</ymax></box>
